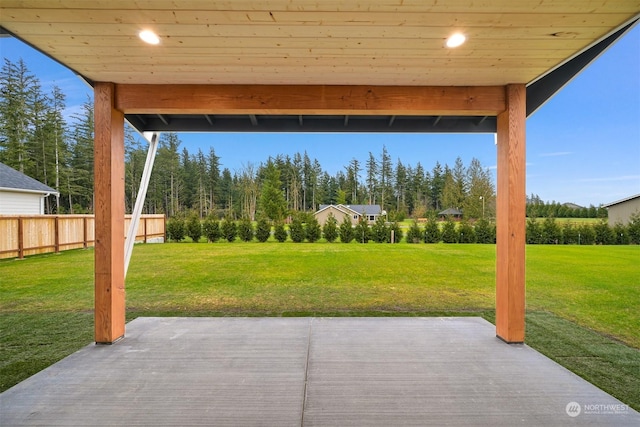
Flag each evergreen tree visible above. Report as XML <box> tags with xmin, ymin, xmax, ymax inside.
<box><xmin>561</xmin><ymin>221</ymin><xmax>578</xmax><ymax>245</ymax></box>
<box><xmin>0</xmin><ymin>58</ymin><xmax>39</xmax><ymax>174</ymax></box>
<box><xmin>612</xmin><ymin>222</ymin><xmax>629</xmax><ymax>245</ymax></box>
<box><xmin>306</xmin><ymin>215</ymin><xmax>322</xmax><ymax>243</ymax></box>
<box><xmin>166</xmin><ymin>216</ymin><xmax>186</xmax><ymax>242</ymax></box>
<box><xmin>593</xmin><ymin>220</ymin><xmax>613</xmax><ymax>245</ymax></box>
<box><xmin>289</xmin><ymin>215</ymin><xmax>306</xmax><ymax>243</ymax></box>
<box><xmin>238</xmin><ymin>217</ymin><xmax>254</xmax><ymax>242</ymax></box>
<box><xmin>274</xmin><ymin>221</ymin><xmax>288</xmax><ymax>242</ymax></box>
<box><xmin>628</xmin><ymin>212</ymin><xmax>640</xmax><ymax>244</ymax></box>
<box><xmin>259</xmin><ymin>159</ymin><xmax>288</xmax><ymax>222</ymax></box>
<box><xmin>441</xmin><ymin>218</ymin><xmax>458</xmax><ymax>243</ymax></box>
<box><xmin>406</xmin><ymin>220</ymin><xmax>422</xmax><ymax>243</ymax></box>
<box><xmin>389</xmin><ymin>221</ymin><xmax>403</xmax><ymax>243</ymax></box>
<box><xmin>541</xmin><ymin>217</ymin><xmax>561</xmax><ymax>244</ymax></box>
<box><xmin>186</xmin><ymin>213</ymin><xmax>202</xmax><ymax>242</ymax></box>
<box><xmin>221</xmin><ymin>217</ymin><xmax>238</xmax><ymax>242</ymax></box>
<box><xmin>322</xmin><ymin>213</ymin><xmax>339</xmax><ymax>242</ymax></box>
<box><xmin>354</xmin><ymin>216</ymin><xmax>371</xmax><ymax>243</ymax></box>
<box><xmin>339</xmin><ymin>216</ymin><xmax>355</xmax><ymax>243</ymax></box>
<box><xmin>202</xmin><ymin>215</ymin><xmax>221</xmax><ymax>242</ymax></box>
<box><xmin>474</xmin><ymin>218</ymin><xmax>495</xmax><ymax>244</ymax></box>
<box><xmin>526</xmin><ymin>218</ymin><xmax>543</xmax><ymax>244</ymax></box>
<box><xmin>458</xmin><ymin>220</ymin><xmax>476</xmax><ymax>243</ymax></box>
<box><xmin>371</xmin><ymin>215</ymin><xmax>389</xmax><ymax>243</ymax></box>
<box><xmin>423</xmin><ymin>217</ymin><xmax>441</xmax><ymax>243</ymax></box>
<box><xmin>255</xmin><ymin>217</ymin><xmax>271</xmax><ymax>242</ymax></box>
<box><xmin>577</xmin><ymin>224</ymin><xmax>595</xmax><ymax>245</ymax></box>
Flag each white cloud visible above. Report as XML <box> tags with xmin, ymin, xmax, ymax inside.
<box><xmin>539</xmin><ymin>151</ymin><xmax>572</xmax><ymax>157</ymax></box>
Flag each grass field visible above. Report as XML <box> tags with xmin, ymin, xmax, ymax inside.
<box><xmin>1</xmin><ymin>242</ymin><xmax>638</xmax><ymax>409</ymax></box>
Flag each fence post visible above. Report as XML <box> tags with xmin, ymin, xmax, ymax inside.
<box><xmin>144</xmin><ymin>216</ymin><xmax>148</xmax><ymax>243</ymax></box>
<box><xmin>54</xmin><ymin>216</ymin><xmax>60</xmax><ymax>253</ymax></box>
<box><xmin>17</xmin><ymin>217</ymin><xmax>24</xmax><ymax>259</ymax></box>
<box><xmin>83</xmin><ymin>216</ymin><xmax>88</xmax><ymax>249</ymax></box>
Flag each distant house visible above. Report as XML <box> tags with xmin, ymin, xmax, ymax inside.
<box><xmin>315</xmin><ymin>204</ymin><xmax>383</xmax><ymax>226</ymax></box>
<box><xmin>438</xmin><ymin>208</ymin><xmax>463</xmax><ymax>220</ymax></box>
<box><xmin>602</xmin><ymin>194</ymin><xmax>640</xmax><ymax>226</ymax></box>
<box><xmin>0</xmin><ymin>162</ymin><xmax>58</xmax><ymax>214</ymax></box>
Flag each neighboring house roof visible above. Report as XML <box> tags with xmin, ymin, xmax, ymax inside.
<box><xmin>0</xmin><ymin>162</ymin><xmax>58</xmax><ymax>195</ymax></box>
<box><xmin>602</xmin><ymin>194</ymin><xmax>640</xmax><ymax>208</ymax></box>
<box><xmin>317</xmin><ymin>204</ymin><xmax>383</xmax><ymax>216</ymax></box>
<box><xmin>438</xmin><ymin>208</ymin><xmax>463</xmax><ymax>216</ymax></box>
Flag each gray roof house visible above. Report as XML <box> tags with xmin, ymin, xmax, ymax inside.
<box><xmin>602</xmin><ymin>194</ymin><xmax>640</xmax><ymax>226</ymax></box>
<box><xmin>0</xmin><ymin>162</ymin><xmax>58</xmax><ymax>214</ymax></box>
<box><xmin>315</xmin><ymin>204</ymin><xmax>383</xmax><ymax>226</ymax></box>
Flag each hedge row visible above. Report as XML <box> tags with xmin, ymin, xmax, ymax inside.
<box><xmin>165</xmin><ymin>213</ymin><xmax>640</xmax><ymax>245</ymax></box>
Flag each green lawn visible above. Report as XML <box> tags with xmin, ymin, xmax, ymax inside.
<box><xmin>1</xmin><ymin>242</ymin><xmax>638</xmax><ymax>408</ymax></box>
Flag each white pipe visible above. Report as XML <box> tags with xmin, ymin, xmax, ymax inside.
<box><xmin>124</xmin><ymin>132</ymin><xmax>159</xmax><ymax>277</ymax></box>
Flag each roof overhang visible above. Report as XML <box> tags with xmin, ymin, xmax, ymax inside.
<box><xmin>1</xmin><ymin>2</ymin><xmax>638</xmax><ymax>133</ymax></box>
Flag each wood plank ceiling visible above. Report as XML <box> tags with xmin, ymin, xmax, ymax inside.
<box><xmin>2</xmin><ymin>1</ymin><xmax>639</xmax><ymax>87</ymax></box>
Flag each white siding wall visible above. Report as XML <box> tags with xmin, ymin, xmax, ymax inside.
<box><xmin>0</xmin><ymin>190</ymin><xmax>44</xmax><ymax>214</ymax></box>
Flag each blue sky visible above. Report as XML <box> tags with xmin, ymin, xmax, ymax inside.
<box><xmin>1</xmin><ymin>25</ymin><xmax>638</xmax><ymax>207</ymax></box>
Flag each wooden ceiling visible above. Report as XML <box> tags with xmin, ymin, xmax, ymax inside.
<box><xmin>2</xmin><ymin>1</ymin><xmax>639</xmax><ymax>87</ymax></box>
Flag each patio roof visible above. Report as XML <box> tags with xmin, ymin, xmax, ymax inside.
<box><xmin>1</xmin><ymin>2</ymin><xmax>638</xmax><ymax>133</ymax></box>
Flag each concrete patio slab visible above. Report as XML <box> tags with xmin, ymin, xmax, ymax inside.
<box><xmin>1</xmin><ymin>317</ymin><xmax>638</xmax><ymax>426</ymax></box>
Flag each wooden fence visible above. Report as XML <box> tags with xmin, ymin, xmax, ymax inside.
<box><xmin>0</xmin><ymin>214</ymin><xmax>165</xmax><ymax>259</ymax></box>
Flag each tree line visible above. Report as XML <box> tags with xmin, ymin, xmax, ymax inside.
<box><xmin>165</xmin><ymin>213</ymin><xmax>640</xmax><ymax>245</ymax></box>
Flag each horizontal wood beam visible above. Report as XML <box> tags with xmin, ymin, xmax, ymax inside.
<box><xmin>114</xmin><ymin>84</ymin><xmax>506</xmax><ymax>116</ymax></box>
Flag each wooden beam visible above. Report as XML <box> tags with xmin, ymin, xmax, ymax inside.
<box><xmin>114</xmin><ymin>84</ymin><xmax>506</xmax><ymax>116</ymax></box>
<box><xmin>496</xmin><ymin>84</ymin><xmax>526</xmax><ymax>343</ymax></box>
<box><xmin>94</xmin><ymin>82</ymin><xmax>125</xmax><ymax>344</ymax></box>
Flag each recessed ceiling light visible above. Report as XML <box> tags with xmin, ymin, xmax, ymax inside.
<box><xmin>139</xmin><ymin>30</ymin><xmax>160</xmax><ymax>45</ymax></box>
<box><xmin>446</xmin><ymin>33</ymin><xmax>466</xmax><ymax>48</ymax></box>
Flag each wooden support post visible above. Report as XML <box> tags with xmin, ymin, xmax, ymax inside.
<box><xmin>94</xmin><ymin>82</ymin><xmax>126</xmax><ymax>344</ymax></box>
<box><xmin>496</xmin><ymin>84</ymin><xmax>526</xmax><ymax>343</ymax></box>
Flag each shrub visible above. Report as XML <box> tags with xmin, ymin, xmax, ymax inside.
<box><xmin>202</xmin><ymin>215</ymin><xmax>220</xmax><ymax>242</ymax></box>
<box><xmin>255</xmin><ymin>218</ymin><xmax>271</xmax><ymax>242</ymax></box>
<box><xmin>220</xmin><ymin>218</ymin><xmax>238</xmax><ymax>242</ymax></box>
<box><xmin>406</xmin><ymin>220</ymin><xmax>422</xmax><ymax>243</ymax></box>
<box><xmin>306</xmin><ymin>216</ymin><xmax>322</xmax><ymax>243</ymax></box>
<box><xmin>389</xmin><ymin>221</ymin><xmax>403</xmax><ymax>243</ymax></box>
<box><xmin>289</xmin><ymin>216</ymin><xmax>306</xmax><ymax>243</ymax></box>
<box><xmin>542</xmin><ymin>217</ymin><xmax>561</xmax><ymax>244</ymax></box>
<box><xmin>354</xmin><ymin>216</ymin><xmax>371</xmax><ymax>243</ymax></box>
<box><xmin>629</xmin><ymin>212</ymin><xmax>640</xmax><ymax>244</ymax></box>
<box><xmin>322</xmin><ymin>213</ymin><xmax>338</xmax><ymax>243</ymax></box>
<box><xmin>561</xmin><ymin>221</ymin><xmax>578</xmax><ymax>245</ymax></box>
<box><xmin>423</xmin><ymin>218</ymin><xmax>441</xmax><ymax>243</ymax></box>
<box><xmin>526</xmin><ymin>218</ymin><xmax>543</xmax><ymax>244</ymax></box>
<box><xmin>339</xmin><ymin>217</ymin><xmax>354</xmax><ymax>243</ymax></box>
<box><xmin>458</xmin><ymin>220</ymin><xmax>476</xmax><ymax>243</ymax></box>
<box><xmin>166</xmin><ymin>216</ymin><xmax>185</xmax><ymax>242</ymax></box>
<box><xmin>593</xmin><ymin>219</ymin><xmax>614</xmax><ymax>245</ymax></box>
<box><xmin>371</xmin><ymin>216</ymin><xmax>389</xmax><ymax>243</ymax></box>
<box><xmin>274</xmin><ymin>222</ymin><xmax>288</xmax><ymax>242</ymax></box>
<box><xmin>441</xmin><ymin>218</ymin><xmax>458</xmax><ymax>243</ymax></box>
<box><xmin>612</xmin><ymin>222</ymin><xmax>629</xmax><ymax>245</ymax></box>
<box><xmin>578</xmin><ymin>224</ymin><xmax>595</xmax><ymax>245</ymax></box>
<box><xmin>474</xmin><ymin>218</ymin><xmax>495</xmax><ymax>244</ymax></box>
<box><xmin>238</xmin><ymin>217</ymin><xmax>254</xmax><ymax>242</ymax></box>
<box><xmin>185</xmin><ymin>213</ymin><xmax>202</xmax><ymax>243</ymax></box>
